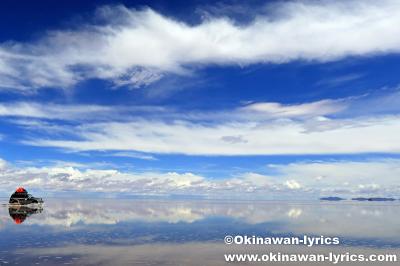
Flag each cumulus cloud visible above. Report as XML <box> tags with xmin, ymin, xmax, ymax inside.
<box><xmin>1</xmin><ymin>158</ymin><xmax>399</xmax><ymax>197</ymax></box>
<box><xmin>268</xmin><ymin>159</ymin><xmax>400</xmax><ymax>195</ymax></box>
<box><xmin>285</xmin><ymin>180</ymin><xmax>302</xmax><ymax>189</ymax></box>
<box><xmin>0</xmin><ymin>158</ymin><xmax>292</xmax><ymax>198</ymax></box>
<box><xmin>1</xmin><ymin>0</ymin><xmax>400</xmax><ymax>91</ymax></box>
<box><xmin>0</xmin><ymin>158</ymin><xmax>6</xmax><ymax>170</ymax></box>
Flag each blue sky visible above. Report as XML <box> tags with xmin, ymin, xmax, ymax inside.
<box><xmin>1</xmin><ymin>0</ymin><xmax>400</xmax><ymax>198</ymax></box>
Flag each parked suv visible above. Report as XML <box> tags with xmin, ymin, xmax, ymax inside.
<box><xmin>9</xmin><ymin>187</ymin><xmax>43</xmax><ymax>205</ymax></box>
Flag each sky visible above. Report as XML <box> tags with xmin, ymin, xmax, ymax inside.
<box><xmin>0</xmin><ymin>0</ymin><xmax>400</xmax><ymax>198</ymax></box>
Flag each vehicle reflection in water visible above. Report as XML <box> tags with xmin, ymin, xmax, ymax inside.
<box><xmin>0</xmin><ymin>199</ymin><xmax>399</xmax><ymax>265</ymax></box>
<box><xmin>8</xmin><ymin>205</ymin><xmax>43</xmax><ymax>224</ymax></box>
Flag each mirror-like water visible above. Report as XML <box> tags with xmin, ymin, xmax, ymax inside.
<box><xmin>0</xmin><ymin>199</ymin><xmax>399</xmax><ymax>265</ymax></box>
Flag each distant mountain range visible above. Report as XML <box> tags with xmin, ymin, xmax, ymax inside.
<box><xmin>320</xmin><ymin>197</ymin><xmax>397</xmax><ymax>201</ymax></box>
<box><xmin>320</xmin><ymin>197</ymin><xmax>345</xmax><ymax>201</ymax></box>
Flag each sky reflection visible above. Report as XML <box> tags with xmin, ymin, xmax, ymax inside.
<box><xmin>0</xmin><ymin>199</ymin><xmax>399</xmax><ymax>265</ymax></box>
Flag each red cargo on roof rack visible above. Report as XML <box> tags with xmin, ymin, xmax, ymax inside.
<box><xmin>14</xmin><ymin>217</ymin><xmax>24</xmax><ymax>224</ymax></box>
<box><xmin>16</xmin><ymin>187</ymin><xmax>27</xmax><ymax>193</ymax></box>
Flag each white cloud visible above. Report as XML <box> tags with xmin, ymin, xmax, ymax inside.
<box><xmin>287</xmin><ymin>208</ymin><xmax>303</xmax><ymax>218</ymax></box>
<box><xmin>0</xmin><ymin>98</ymin><xmax>345</xmax><ymax>122</ymax></box>
<box><xmin>0</xmin><ymin>159</ymin><xmax>286</xmax><ymax>197</ymax></box>
<box><xmin>0</xmin><ymin>101</ymin><xmax>168</xmax><ymax>121</ymax></box>
<box><xmin>315</xmin><ymin>73</ymin><xmax>364</xmax><ymax>88</ymax></box>
<box><xmin>0</xmin><ymin>102</ymin><xmax>112</xmax><ymax>120</ymax></box>
<box><xmin>1</xmin><ymin>0</ymin><xmax>400</xmax><ymax>91</ymax></box>
<box><xmin>2</xmin><ymin>87</ymin><xmax>399</xmax><ymax>122</ymax></box>
<box><xmin>0</xmin><ymin>163</ymin><xmax>205</xmax><ymax>194</ymax></box>
<box><xmin>268</xmin><ymin>159</ymin><xmax>400</xmax><ymax>195</ymax></box>
<box><xmin>111</xmin><ymin>67</ymin><xmax>164</xmax><ymax>89</ymax></box>
<box><xmin>1</xmin><ymin>158</ymin><xmax>400</xmax><ymax>197</ymax></box>
<box><xmin>240</xmin><ymin>99</ymin><xmax>346</xmax><ymax>118</ymax></box>
<box><xmin>22</xmin><ymin>115</ymin><xmax>400</xmax><ymax>155</ymax></box>
<box><xmin>285</xmin><ymin>180</ymin><xmax>302</xmax><ymax>189</ymax></box>
<box><xmin>1</xmin><ymin>90</ymin><xmax>399</xmax><ymax>156</ymax></box>
<box><xmin>109</xmin><ymin>151</ymin><xmax>157</xmax><ymax>161</ymax></box>
<box><xmin>0</xmin><ymin>158</ymin><xmax>6</xmax><ymax>170</ymax></box>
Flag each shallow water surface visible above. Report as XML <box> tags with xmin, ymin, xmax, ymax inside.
<box><xmin>0</xmin><ymin>199</ymin><xmax>399</xmax><ymax>265</ymax></box>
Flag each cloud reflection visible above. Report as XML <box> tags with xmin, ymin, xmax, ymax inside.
<box><xmin>12</xmin><ymin>199</ymin><xmax>399</xmax><ymax>240</ymax></box>
<box><xmin>1</xmin><ymin>200</ymin><xmax>400</xmax><ymax>265</ymax></box>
